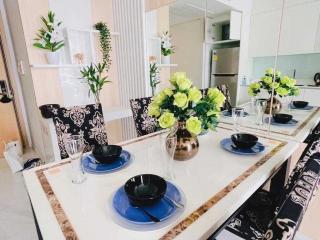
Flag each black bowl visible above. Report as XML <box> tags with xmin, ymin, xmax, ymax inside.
<box><xmin>92</xmin><ymin>145</ymin><xmax>122</xmax><ymax>164</ymax></box>
<box><xmin>124</xmin><ymin>174</ymin><xmax>167</xmax><ymax>206</ymax></box>
<box><xmin>273</xmin><ymin>113</ymin><xmax>292</xmax><ymax>124</ymax></box>
<box><xmin>231</xmin><ymin>133</ymin><xmax>258</xmax><ymax>149</ymax></box>
<box><xmin>292</xmin><ymin>101</ymin><xmax>308</xmax><ymax>108</ymax></box>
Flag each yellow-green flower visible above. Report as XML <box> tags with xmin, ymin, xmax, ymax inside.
<box><xmin>148</xmin><ymin>103</ymin><xmax>160</xmax><ymax>117</ymax></box>
<box><xmin>207</xmin><ymin>110</ymin><xmax>220</xmax><ymax>120</ymax></box>
<box><xmin>163</xmin><ymin>88</ymin><xmax>173</xmax><ymax>96</ymax></box>
<box><xmin>266</xmin><ymin>68</ymin><xmax>274</xmax><ymax>75</ymax></box>
<box><xmin>169</xmin><ymin>72</ymin><xmax>187</xmax><ymax>86</ymax></box>
<box><xmin>158</xmin><ymin>112</ymin><xmax>176</xmax><ymax>129</ymax></box>
<box><xmin>186</xmin><ymin>116</ymin><xmax>202</xmax><ymax>135</ymax></box>
<box><xmin>276</xmin><ymin>87</ymin><xmax>289</xmax><ymax>96</ymax></box>
<box><xmin>271</xmin><ymin>82</ymin><xmax>280</xmax><ymax>89</ymax></box>
<box><xmin>207</xmin><ymin>88</ymin><xmax>226</xmax><ymax>108</ymax></box>
<box><xmin>250</xmin><ymin>82</ymin><xmax>261</xmax><ymax>90</ymax></box>
<box><xmin>188</xmin><ymin>87</ymin><xmax>202</xmax><ymax>103</ymax></box>
<box><xmin>173</xmin><ymin>92</ymin><xmax>188</xmax><ymax>109</ymax></box>
<box><xmin>248</xmin><ymin>82</ymin><xmax>260</xmax><ymax>96</ymax></box>
<box><xmin>281</xmin><ymin>76</ymin><xmax>296</xmax><ymax>87</ymax></box>
<box><xmin>153</xmin><ymin>91</ymin><xmax>167</xmax><ymax>105</ymax></box>
<box><xmin>291</xmin><ymin>87</ymin><xmax>300</xmax><ymax>96</ymax></box>
<box><xmin>275</xmin><ymin>71</ymin><xmax>281</xmax><ymax>77</ymax></box>
<box><xmin>248</xmin><ymin>88</ymin><xmax>255</xmax><ymax>96</ymax></box>
<box><xmin>262</xmin><ymin>76</ymin><xmax>273</xmax><ymax>85</ymax></box>
<box><xmin>176</xmin><ymin>77</ymin><xmax>192</xmax><ymax>91</ymax></box>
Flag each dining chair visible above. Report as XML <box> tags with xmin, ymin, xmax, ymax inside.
<box><xmin>201</xmin><ymin>84</ymin><xmax>232</xmax><ymax>110</ymax></box>
<box><xmin>214</xmin><ymin>148</ymin><xmax>320</xmax><ymax>240</ymax></box>
<box><xmin>45</xmin><ymin>103</ymin><xmax>108</xmax><ymax>159</ymax></box>
<box><xmin>129</xmin><ymin>97</ymin><xmax>158</xmax><ymax>137</ymax></box>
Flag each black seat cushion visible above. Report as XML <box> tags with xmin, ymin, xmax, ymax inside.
<box><xmin>51</xmin><ymin>103</ymin><xmax>108</xmax><ymax>159</ymax></box>
<box><xmin>130</xmin><ymin>97</ymin><xmax>158</xmax><ymax>137</ymax></box>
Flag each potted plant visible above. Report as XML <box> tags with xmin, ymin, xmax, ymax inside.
<box><xmin>148</xmin><ymin>72</ymin><xmax>225</xmax><ymax>160</ymax></box>
<box><xmin>33</xmin><ymin>11</ymin><xmax>64</xmax><ymax>64</ymax></box>
<box><xmin>80</xmin><ymin>62</ymin><xmax>111</xmax><ymax>103</ymax></box>
<box><xmin>161</xmin><ymin>31</ymin><xmax>174</xmax><ymax>64</ymax></box>
<box><xmin>149</xmin><ymin>56</ymin><xmax>160</xmax><ymax>96</ymax></box>
<box><xmin>94</xmin><ymin>22</ymin><xmax>112</xmax><ymax>72</ymax></box>
<box><xmin>248</xmin><ymin>68</ymin><xmax>299</xmax><ymax>114</ymax></box>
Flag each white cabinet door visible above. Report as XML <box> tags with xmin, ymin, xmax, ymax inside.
<box><xmin>279</xmin><ymin>1</ymin><xmax>320</xmax><ymax>55</ymax></box>
<box><xmin>293</xmin><ymin>88</ymin><xmax>320</xmax><ymax>107</ymax></box>
<box><xmin>230</xmin><ymin>11</ymin><xmax>242</xmax><ymax>40</ymax></box>
<box><xmin>249</xmin><ymin>10</ymin><xmax>282</xmax><ymax>57</ymax></box>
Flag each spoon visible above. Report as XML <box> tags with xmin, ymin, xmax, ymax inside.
<box><xmin>163</xmin><ymin>195</ymin><xmax>184</xmax><ymax>209</ymax></box>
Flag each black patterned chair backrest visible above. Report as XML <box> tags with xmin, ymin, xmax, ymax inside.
<box><xmin>201</xmin><ymin>84</ymin><xmax>232</xmax><ymax>110</ymax></box>
<box><xmin>263</xmin><ymin>157</ymin><xmax>320</xmax><ymax>240</ymax></box>
<box><xmin>51</xmin><ymin>103</ymin><xmax>108</xmax><ymax>159</ymax></box>
<box><xmin>130</xmin><ymin>97</ymin><xmax>158</xmax><ymax>137</ymax></box>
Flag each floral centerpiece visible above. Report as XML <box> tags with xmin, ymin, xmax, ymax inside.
<box><xmin>160</xmin><ymin>31</ymin><xmax>174</xmax><ymax>64</ymax></box>
<box><xmin>248</xmin><ymin>68</ymin><xmax>299</xmax><ymax>114</ymax></box>
<box><xmin>33</xmin><ymin>11</ymin><xmax>64</xmax><ymax>64</ymax></box>
<box><xmin>148</xmin><ymin>72</ymin><xmax>225</xmax><ymax>160</ymax></box>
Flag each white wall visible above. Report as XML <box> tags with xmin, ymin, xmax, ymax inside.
<box><xmin>171</xmin><ymin>18</ymin><xmax>204</xmax><ymax>88</ymax></box>
<box><xmin>4</xmin><ymin>0</ymin><xmax>46</xmax><ymax>159</ymax></box>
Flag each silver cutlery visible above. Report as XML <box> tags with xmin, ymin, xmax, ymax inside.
<box><xmin>163</xmin><ymin>195</ymin><xmax>184</xmax><ymax>209</ymax></box>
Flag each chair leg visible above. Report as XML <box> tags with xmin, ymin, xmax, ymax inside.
<box><xmin>270</xmin><ymin>161</ymin><xmax>288</xmax><ymax>199</ymax></box>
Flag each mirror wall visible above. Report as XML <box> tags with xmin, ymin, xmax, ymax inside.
<box><xmin>145</xmin><ymin>0</ymin><xmax>285</xmax><ymax>133</ymax></box>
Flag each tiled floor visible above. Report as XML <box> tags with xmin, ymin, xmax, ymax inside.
<box><xmin>0</xmin><ymin>158</ymin><xmax>37</xmax><ymax>240</ymax></box>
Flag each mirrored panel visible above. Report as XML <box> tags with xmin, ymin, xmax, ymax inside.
<box><xmin>205</xmin><ymin>0</ymin><xmax>286</xmax><ymax>134</ymax></box>
<box><xmin>267</xmin><ymin>0</ymin><xmax>320</xmax><ymax>137</ymax></box>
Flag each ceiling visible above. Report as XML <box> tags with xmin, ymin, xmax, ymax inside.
<box><xmin>169</xmin><ymin>0</ymin><xmax>232</xmax><ymax>25</ymax></box>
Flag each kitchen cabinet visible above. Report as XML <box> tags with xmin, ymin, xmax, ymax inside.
<box><xmin>249</xmin><ymin>0</ymin><xmax>320</xmax><ymax>57</ymax></box>
<box><xmin>249</xmin><ymin>10</ymin><xmax>282</xmax><ymax>57</ymax></box>
<box><xmin>293</xmin><ymin>87</ymin><xmax>320</xmax><ymax>107</ymax></box>
<box><xmin>279</xmin><ymin>1</ymin><xmax>320</xmax><ymax>55</ymax></box>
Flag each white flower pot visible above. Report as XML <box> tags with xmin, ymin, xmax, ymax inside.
<box><xmin>161</xmin><ymin>55</ymin><xmax>170</xmax><ymax>65</ymax></box>
<box><xmin>45</xmin><ymin>51</ymin><xmax>60</xmax><ymax>65</ymax></box>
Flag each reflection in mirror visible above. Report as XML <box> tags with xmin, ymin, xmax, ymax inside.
<box><xmin>145</xmin><ymin>0</ymin><xmax>207</xmax><ymax>93</ymax></box>
<box><xmin>205</xmin><ymin>0</ymin><xmax>241</xmax><ymax>106</ymax></box>
<box><xmin>206</xmin><ymin>0</ymin><xmax>285</xmax><ymax>133</ymax></box>
<box><xmin>267</xmin><ymin>0</ymin><xmax>320</xmax><ymax>134</ymax></box>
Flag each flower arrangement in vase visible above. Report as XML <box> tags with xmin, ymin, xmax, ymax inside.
<box><xmin>248</xmin><ymin>68</ymin><xmax>299</xmax><ymax>114</ymax></box>
<box><xmin>160</xmin><ymin>31</ymin><xmax>174</xmax><ymax>64</ymax></box>
<box><xmin>33</xmin><ymin>11</ymin><xmax>64</xmax><ymax>64</ymax></box>
<box><xmin>148</xmin><ymin>72</ymin><xmax>226</xmax><ymax>160</ymax></box>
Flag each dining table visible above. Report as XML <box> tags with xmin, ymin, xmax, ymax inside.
<box><xmin>23</xmin><ymin>127</ymin><xmax>301</xmax><ymax>240</ymax></box>
<box><xmin>219</xmin><ymin>104</ymin><xmax>320</xmax><ymax>143</ymax></box>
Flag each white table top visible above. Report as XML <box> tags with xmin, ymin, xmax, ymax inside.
<box><xmin>23</xmin><ymin>128</ymin><xmax>300</xmax><ymax>240</ymax></box>
<box><xmin>218</xmin><ymin>106</ymin><xmax>320</xmax><ymax>143</ymax></box>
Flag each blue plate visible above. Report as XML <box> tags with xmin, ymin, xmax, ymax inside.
<box><xmin>289</xmin><ymin>104</ymin><xmax>313</xmax><ymax>110</ymax></box>
<box><xmin>113</xmin><ymin>182</ymin><xmax>182</xmax><ymax>225</ymax></box>
<box><xmin>220</xmin><ymin>138</ymin><xmax>265</xmax><ymax>155</ymax></box>
<box><xmin>222</xmin><ymin>110</ymin><xmax>249</xmax><ymax>117</ymax></box>
<box><xmin>265</xmin><ymin>118</ymin><xmax>298</xmax><ymax>126</ymax></box>
<box><xmin>82</xmin><ymin>150</ymin><xmax>131</xmax><ymax>174</ymax></box>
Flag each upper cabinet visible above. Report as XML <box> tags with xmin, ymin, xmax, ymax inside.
<box><xmin>208</xmin><ymin>10</ymin><xmax>242</xmax><ymax>43</ymax></box>
<box><xmin>250</xmin><ymin>0</ymin><xmax>320</xmax><ymax>57</ymax></box>
<box><xmin>249</xmin><ymin>9</ymin><xmax>282</xmax><ymax>57</ymax></box>
<box><xmin>279</xmin><ymin>1</ymin><xmax>320</xmax><ymax>55</ymax></box>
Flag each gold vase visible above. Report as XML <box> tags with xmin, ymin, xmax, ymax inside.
<box><xmin>265</xmin><ymin>97</ymin><xmax>282</xmax><ymax>115</ymax></box>
<box><xmin>166</xmin><ymin>121</ymin><xmax>199</xmax><ymax>161</ymax></box>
